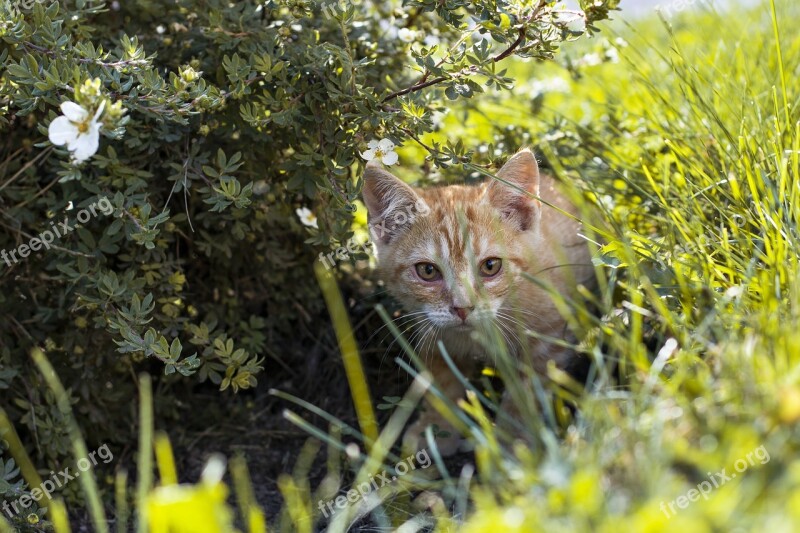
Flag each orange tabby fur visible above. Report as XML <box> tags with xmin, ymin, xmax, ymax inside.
<box><xmin>362</xmin><ymin>149</ymin><xmax>595</xmax><ymax>454</ymax></box>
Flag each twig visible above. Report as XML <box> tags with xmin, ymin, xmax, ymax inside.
<box><xmin>318</xmin><ymin>124</ymin><xmax>347</xmax><ymax>203</ymax></box>
<box><xmin>400</xmin><ymin>127</ymin><xmax>439</xmax><ymax>156</ymax></box>
<box><xmin>13</xmin><ymin>161</ymin><xmax>61</xmax><ymax>210</ymax></box>
<box><xmin>0</xmin><ymin>146</ymin><xmax>53</xmax><ymax>194</ymax></box>
<box><xmin>382</xmin><ymin>25</ymin><xmax>528</xmax><ymax>102</ymax></box>
<box><xmin>383</xmin><ymin>75</ymin><xmax>450</xmax><ymax>102</ymax></box>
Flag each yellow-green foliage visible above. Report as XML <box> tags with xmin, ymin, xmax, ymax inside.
<box><xmin>448</xmin><ymin>1</ymin><xmax>800</xmax><ymax>531</ymax></box>
<box><xmin>287</xmin><ymin>1</ymin><xmax>800</xmax><ymax>531</ymax></box>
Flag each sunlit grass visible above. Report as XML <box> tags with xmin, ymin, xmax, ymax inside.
<box><xmin>269</xmin><ymin>2</ymin><xmax>800</xmax><ymax>531</ymax></box>
<box><xmin>313</xmin><ymin>0</ymin><xmax>800</xmax><ymax>531</ymax></box>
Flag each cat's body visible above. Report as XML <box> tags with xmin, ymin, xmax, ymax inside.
<box><xmin>362</xmin><ymin>149</ymin><xmax>595</xmax><ymax>454</ymax></box>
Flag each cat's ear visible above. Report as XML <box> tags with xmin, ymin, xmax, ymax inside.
<box><xmin>362</xmin><ymin>161</ymin><xmax>426</xmax><ymax>244</ymax></box>
<box><xmin>486</xmin><ymin>149</ymin><xmax>541</xmax><ymax>231</ymax></box>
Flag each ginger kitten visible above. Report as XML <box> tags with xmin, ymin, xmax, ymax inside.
<box><xmin>362</xmin><ymin>149</ymin><xmax>596</xmax><ymax>455</ymax></box>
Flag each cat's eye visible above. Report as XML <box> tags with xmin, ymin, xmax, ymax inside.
<box><xmin>415</xmin><ymin>262</ymin><xmax>441</xmax><ymax>281</ymax></box>
<box><xmin>480</xmin><ymin>258</ymin><xmax>502</xmax><ymax>277</ymax></box>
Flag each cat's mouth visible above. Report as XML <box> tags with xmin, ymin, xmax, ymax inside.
<box><xmin>436</xmin><ymin>310</ymin><xmax>495</xmax><ymax>331</ymax></box>
<box><xmin>424</xmin><ymin>305</ymin><xmax>498</xmax><ymax>331</ymax></box>
<box><xmin>432</xmin><ymin>319</ymin><xmax>472</xmax><ymax>332</ymax></box>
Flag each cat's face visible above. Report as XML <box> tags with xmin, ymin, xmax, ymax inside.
<box><xmin>362</xmin><ymin>150</ymin><xmax>542</xmax><ymax>335</ymax></box>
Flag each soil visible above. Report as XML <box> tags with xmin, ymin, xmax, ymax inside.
<box><xmin>66</xmin><ymin>279</ymin><xmax>475</xmax><ymax>532</ymax></box>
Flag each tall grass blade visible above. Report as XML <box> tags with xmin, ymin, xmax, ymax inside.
<box><xmin>30</xmin><ymin>348</ymin><xmax>108</xmax><ymax>533</ymax></box>
<box><xmin>315</xmin><ymin>263</ymin><xmax>379</xmax><ymax>447</ymax></box>
<box><xmin>136</xmin><ymin>373</ymin><xmax>153</xmax><ymax>533</ymax></box>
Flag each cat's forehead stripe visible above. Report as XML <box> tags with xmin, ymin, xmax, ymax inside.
<box><xmin>425</xmin><ymin>239</ymin><xmax>437</xmax><ymax>259</ymax></box>
<box><xmin>442</xmin><ymin>215</ymin><xmax>468</xmax><ymax>269</ymax></box>
<box><xmin>478</xmin><ymin>236</ymin><xmax>489</xmax><ymax>258</ymax></box>
<box><xmin>438</xmin><ymin>236</ymin><xmax>450</xmax><ymax>265</ymax></box>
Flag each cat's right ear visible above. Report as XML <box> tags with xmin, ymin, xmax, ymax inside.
<box><xmin>486</xmin><ymin>149</ymin><xmax>541</xmax><ymax>232</ymax></box>
<box><xmin>362</xmin><ymin>162</ymin><xmax>425</xmax><ymax>244</ymax></box>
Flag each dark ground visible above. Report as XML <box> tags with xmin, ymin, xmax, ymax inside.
<box><xmin>66</xmin><ymin>273</ymin><xmax>476</xmax><ymax>532</ymax></box>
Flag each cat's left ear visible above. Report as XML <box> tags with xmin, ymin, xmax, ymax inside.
<box><xmin>362</xmin><ymin>162</ymin><xmax>427</xmax><ymax>244</ymax></box>
<box><xmin>485</xmin><ymin>148</ymin><xmax>541</xmax><ymax>232</ymax></box>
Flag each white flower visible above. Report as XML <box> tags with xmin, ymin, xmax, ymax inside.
<box><xmin>726</xmin><ymin>285</ymin><xmax>744</xmax><ymax>298</ymax></box>
<box><xmin>295</xmin><ymin>207</ymin><xmax>318</xmax><ymax>229</ymax></box>
<box><xmin>527</xmin><ymin>76</ymin><xmax>570</xmax><ymax>97</ymax></box>
<box><xmin>397</xmin><ymin>27</ymin><xmax>416</xmax><ymax>43</ymax></box>
<box><xmin>48</xmin><ymin>101</ymin><xmax>105</xmax><ymax>163</ymax></box>
<box><xmin>566</xmin><ymin>19</ymin><xmax>585</xmax><ymax>34</ymax></box>
<box><xmin>605</xmin><ymin>47</ymin><xmax>620</xmax><ymax>64</ymax></box>
<box><xmin>553</xmin><ymin>9</ymin><xmax>586</xmax><ymax>34</ymax></box>
<box><xmin>361</xmin><ymin>139</ymin><xmax>398</xmax><ymax>166</ymax></box>
<box><xmin>423</xmin><ymin>33</ymin><xmax>440</xmax><ymax>47</ymax></box>
<box><xmin>576</xmin><ymin>52</ymin><xmax>603</xmax><ymax>67</ymax></box>
<box><xmin>378</xmin><ymin>19</ymin><xmax>398</xmax><ymax>40</ymax></box>
<box><xmin>565</xmin><ymin>12</ymin><xmax>586</xmax><ymax>33</ymax></box>
<box><xmin>430</xmin><ymin>109</ymin><xmax>448</xmax><ymax>129</ymax></box>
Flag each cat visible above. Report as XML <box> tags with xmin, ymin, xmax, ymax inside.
<box><xmin>362</xmin><ymin>149</ymin><xmax>596</xmax><ymax>455</ymax></box>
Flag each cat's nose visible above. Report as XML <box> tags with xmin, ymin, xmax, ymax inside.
<box><xmin>451</xmin><ymin>307</ymin><xmax>474</xmax><ymax>321</ymax></box>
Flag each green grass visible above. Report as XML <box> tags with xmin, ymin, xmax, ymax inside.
<box><xmin>461</xmin><ymin>1</ymin><xmax>798</xmax><ymax>530</ymax></box>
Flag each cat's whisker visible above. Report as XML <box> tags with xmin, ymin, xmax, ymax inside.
<box><xmin>377</xmin><ymin>315</ymin><xmax>430</xmax><ymax>373</ymax></box>
<box><xmin>386</xmin><ymin>315</ymin><xmax>429</xmax><ymax>351</ymax></box>
<box><xmin>412</xmin><ymin>323</ymin><xmax>432</xmax><ymax>359</ymax></box>
<box><xmin>487</xmin><ymin>320</ymin><xmax>508</xmax><ymax>346</ymax></box>
<box><xmin>394</xmin><ymin>318</ymin><xmax>432</xmax><ymax>380</ymax></box>
<box><xmin>498</xmin><ymin>307</ymin><xmax>545</xmax><ymax>322</ymax></box>
<box><xmin>496</xmin><ymin>327</ymin><xmax>524</xmax><ymax>349</ymax></box>
<box><xmin>421</xmin><ymin>323</ymin><xmax>440</xmax><ymax>357</ymax></box>
<box><xmin>369</xmin><ymin>311</ymin><xmax>430</xmax><ymax>347</ymax></box>
<box><xmin>494</xmin><ymin>313</ymin><xmax>526</xmax><ymax>351</ymax></box>
<box><xmin>419</xmin><ymin>323</ymin><xmax>440</xmax><ymax>369</ymax></box>
<box><xmin>493</xmin><ymin>318</ymin><xmax>519</xmax><ymax>354</ymax></box>
<box><xmin>530</xmin><ymin>262</ymin><xmax>595</xmax><ymax>276</ymax></box>
<box><xmin>421</xmin><ymin>323</ymin><xmax>439</xmax><ymax>358</ymax></box>
<box><xmin>386</xmin><ymin>315</ymin><xmax>428</xmax><ymax>347</ymax></box>
<box><xmin>406</xmin><ymin>320</ymin><xmax>431</xmax><ymax>353</ymax></box>
<box><xmin>495</xmin><ymin>311</ymin><xmax>532</xmax><ymax>327</ymax></box>
<box><xmin>364</xmin><ymin>310</ymin><xmax>427</xmax><ymax>344</ymax></box>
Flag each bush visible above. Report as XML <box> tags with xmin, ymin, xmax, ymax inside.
<box><xmin>0</xmin><ymin>0</ymin><xmax>618</xmax><ymax>513</ymax></box>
